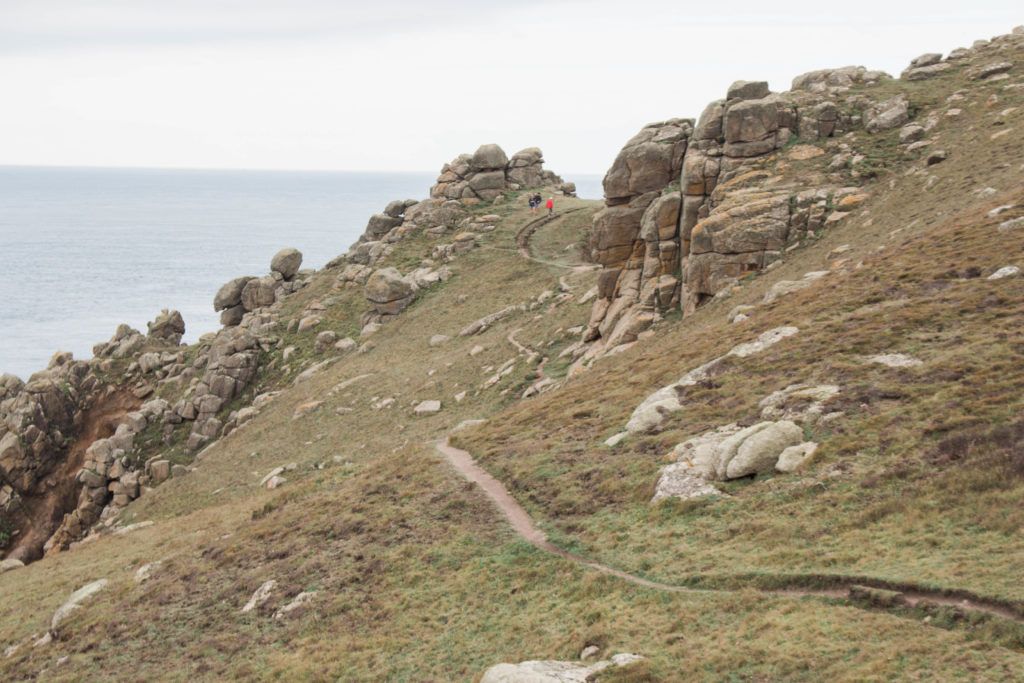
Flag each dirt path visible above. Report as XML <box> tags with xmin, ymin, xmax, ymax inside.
<box><xmin>435</xmin><ymin>439</ymin><xmax>1024</xmax><ymax>626</ymax></box>
<box><xmin>514</xmin><ymin>208</ymin><xmax>589</xmax><ymax>263</ymax></box>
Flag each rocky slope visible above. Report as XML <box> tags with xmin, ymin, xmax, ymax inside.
<box><xmin>2</xmin><ymin>28</ymin><xmax>1024</xmax><ymax>682</ymax></box>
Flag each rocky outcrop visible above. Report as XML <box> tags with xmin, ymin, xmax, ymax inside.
<box><xmin>364</xmin><ymin>268</ymin><xmax>416</xmax><ymax>318</ymax></box>
<box><xmin>146</xmin><ymin>309</ymin><xmax>185</xmax><ymax>344</ymax></box>
<box><xmin>214</xmin><ymin>249</ymin><xmax>307</xmax><ymax>327</ymax></box>
<box><xmin>430</xmin><ymin>144</ymin><xmax>564</xmax><ymax>203</ymax></box>
<box><xmin>650</xmin><ymin>380</ymin><xmax>840</xmax><ymax>502</ymax></box>
<box><xmin>180</xmin><ymin>328</ymin><xmax>262</xmax><ymax>452</ymax></box>
<box><xmin>92</xmin><ymin>324</ymin><xmax>146</xmax><ymax>359</ymax></box>
<box><xmin>653</xmin><ymin>419</ymin><xmax>816</xmax><ymax>501</ymax></box>
<box><xmin>584</xmin><ymin>118</ymin><xmax>692</xmax><ymax>348</ymax></box>
<box><xmin>0</xmin><ymin>353</ymin><xmax>109</xmax><ymax>561</ymax></box>
<box><xmin>581</xmin><ymin>63</ymin><xmax>896</xmax><ymax>361</ymax></box>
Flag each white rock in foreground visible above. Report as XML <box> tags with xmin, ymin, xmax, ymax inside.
<box><xmin>604</xmin><ymin>432</ymin><xmax>628</xmax><ymax>448</ymax></box>
<box><xmin>652</xmin><ymin>463</ymin><xmax>723</xmax><ymax>502</ymax></box>
<box><xmin>481</xmin><ymin>653</ymin><xmax>643</xmax><ymax>683</ymax></box>
<box><xmin>134</xmin><ymin>561</ymin><xmax>161</xmax><ymax>583</ymax></box>
<box><xmin>654</xmin><ymin>420</ymin><xmax>816</xmax><ymax>501</ymax></box>
<box><xmin>113</xmin><ymin>520</ymin><xmax>153</xmax><ymax>536</ymax></box>
<box><xmin>274</xmin><ymin>591</ymin><xmax>317</xmax><ymax>620</ymax></box>
<box><xmin>414</xmin><ymin>400</ymin><xmax>442</xmax><ymax>415</ymax></box>
<box><xmin>50</xmin><ymin>579</ymin><xmax>109</xmax><ymax>634</ymax></box>
<box><xmin>625</xmin><ymin>327</ymin><xmax>799</xmax><ymax>434</ymax></box>
<box><xmin>241</xmin><ymin>580</ymin><xmax>276</xmax><ymax>613</ymax></box>
<box><xmin>988</xmin><ymin>265</ymin><xmax>1020</xmax><ymax>280</ymax></box>
<box><xmin>0</xmin><ymin>558</ymin><xmax>25</xmax><ymax>573</ymax></box>
<box><xmin>775</xmin><ymin>442</ymin><xmax>819</xmax><ymax>473</ymax></box>
<box><xmin>867</xmin><ymin>353</ymin><xmax>923</xmax><ymax>368</ymax></box>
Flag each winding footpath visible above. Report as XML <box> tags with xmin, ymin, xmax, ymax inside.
<box><xmin>511</xmin><ymin>207</ymin><xmax>592</xmax><ymax>267</ymax></box>
<box><xmin>433</xmin><ymin>207</ymin><xmax>1024</xmax><ymax>630</ymax></box>
<box><xmin>435</xmin><ymin>439</ymin><xmax>1024</xmax><ymax>627</ymax></box>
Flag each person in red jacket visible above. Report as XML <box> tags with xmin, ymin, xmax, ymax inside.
<box><xmin>545</xmin><ymin>196</ymin><xmax>554</xmax><ymax>216</ymax></box>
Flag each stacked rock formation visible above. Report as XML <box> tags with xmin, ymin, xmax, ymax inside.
<box><xmin>430</xmin><ymin>144</ymin><xmax>564</xmax><ymax>202</ymax></box>
<box><xmin>583</xmin><ymin>69</ymin><xmax>897</xmax><ymax>355</ymax></box>
<box><xmin>173</xmin><ymin>328</ymin><xmax>261</xmax><ymax>452</ymax></box>
<box><xmin>214</xmin><ymin>248</ymin><xmax>307</xmax><ymax>327</ymax></box>
<box><xmin>146</xmin><ymin>309</ymin><xmax>185</xmax><ymax>344</ymax></box>
<box><xmin>584</xmin><ymin>118</ymin><xmax>692</xmax><ymax>348</ymax></box>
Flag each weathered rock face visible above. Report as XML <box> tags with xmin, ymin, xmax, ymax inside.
<box><xmin>580</xmin><ymin>62</ymin><xmax>893</xmax><ymax>362</ymax></box>
<box><xmin>0</xmin><ymin>353</ymin><xmax>123</xmax><ymax>561</ymax></box>
<box><xmin>430</xmin><ymin>144</ymin><xmax>564</xmax><ymax>202</ymax></box>
<box><xmin>584</xmin><ymin>119</ymin><xmax>692</xmax><ymax>347</ymax></box>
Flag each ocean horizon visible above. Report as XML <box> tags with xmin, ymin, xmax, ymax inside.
<box><xmin>0</xmin><ymin>165</ymin><xmax>602</xmax><ymax>379</ymax></box>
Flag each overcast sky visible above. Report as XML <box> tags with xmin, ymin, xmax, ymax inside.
<box><xmin>1</xmin><ymin>1</ymin><xmax>1020</xmax><ymax>174</ymax></box>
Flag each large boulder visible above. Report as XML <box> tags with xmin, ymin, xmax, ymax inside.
<box><xmin>365</xmin><ymin>214</ymin><xmax>403</xmax><ymax>239</ymax></box>
<box><xmin>365</xmin><ymin>267</ymin><xmax>415</xmax><ymax>316</ymax></box>
<box><xmin>864</xmin><ymin>94</ymin><xmax>909</xmax><ymax>133</ymax></box>
<box><xmin>147</xmin><ymin>309</ymin><xmax>185</xmax><ymax>344</ymax></box>
<box><xmin>50</xmin><ymin>579</ymin><xmax>109</xmax><ymax>635</ymax></box>
<box><xmin>214</xmin><ymin>276</ymin><xmax>255</xmax><ymax>311</ymax></box>
<box><xmin>270</xmin><ymin>248</ymin><xmax>303</xmax><ymax>280</ymax></box>
<box><xmin>724</xmin><ymin>420</ymin><xmax>804</xmax><ymax>478</ymax></box>
<box><xmin>383</xmin><ymin>199</ymin><xmax>416</xmax><ymax>218</ymax></box>
<box><xmin>470</xmin><ymin>144</ymin><xmax>509</xmax><ymax>171</ymax></box>
<box><xmin>507</xmin><ymin>147</ymin><xmax>545</xmax><ymax>187</ymax></box>
<box><xmin>481</xmin><ymin>654</ymin><xmax>644</xmax><ymax>682</ymax></box>
<box><xmin>240</xmin><ymin>276</ymin><xmax>277</xmax><ymax>311</ymax></box>
<box><xmin>727</xmin><ymin>80</ymin><xmax>770</xmax><ymax>101</ymax></box>
<box><xmin>604</xmin><ymin>142</ymin><xmax>675</xmax><ymax>201</ymax></box>
<box><xmin>723</xmin><ymin>97</ymin><xmax>779</xmax><ymax>156</ymax></box>
<box><xmin>219</xmin><ymin>305</ymin><xmax>245</xmax><ymax>327</ymax></box>
<box><xmin>468</xmin><ymin>170</ymin><xmax>507</xmax><ymax>192</ymax></box>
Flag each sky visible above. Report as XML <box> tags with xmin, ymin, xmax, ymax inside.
<box><xmin>1</xmin><ymin>1</ymin><xmax>1021</xmax><ymax>175</ymax></box>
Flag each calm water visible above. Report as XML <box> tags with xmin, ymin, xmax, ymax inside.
<box><xmin>0</xmin><ymin>166</ymin><xmax>602</xmax><ymax>378</ymax></box>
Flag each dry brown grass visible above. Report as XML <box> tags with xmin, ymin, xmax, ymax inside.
<box><xmin>4</xmin><ymin>36</ymin><xmax>1024</xmax><ymax>681</ymax></box>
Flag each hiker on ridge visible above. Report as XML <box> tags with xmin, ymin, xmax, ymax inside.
<box><xmin>546</xmin><ymin>196</ymin><xmax>554</xmax><ymax>216</ymax></box>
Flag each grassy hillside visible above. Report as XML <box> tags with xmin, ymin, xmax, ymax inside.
<box><xmin>2</xmin><ymin>31</ymin><xmax>1024</xmax><ymax>682</ymax></box>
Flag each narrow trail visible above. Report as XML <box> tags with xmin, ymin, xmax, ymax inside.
<box><xmin>435</xmin><ymin>439</ymin><xmax>1024</xmax><ymax>627</ymax></box>
<box><xmin>513</xmin><ymin>207</ymin><xmax>590</xmax><ymax>264</ymax></box>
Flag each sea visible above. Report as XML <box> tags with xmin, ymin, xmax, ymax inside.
<box><xmin>0</xmin><ymin>166</ymin><xmax>603</xmax><ymax>379</ymax></box>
